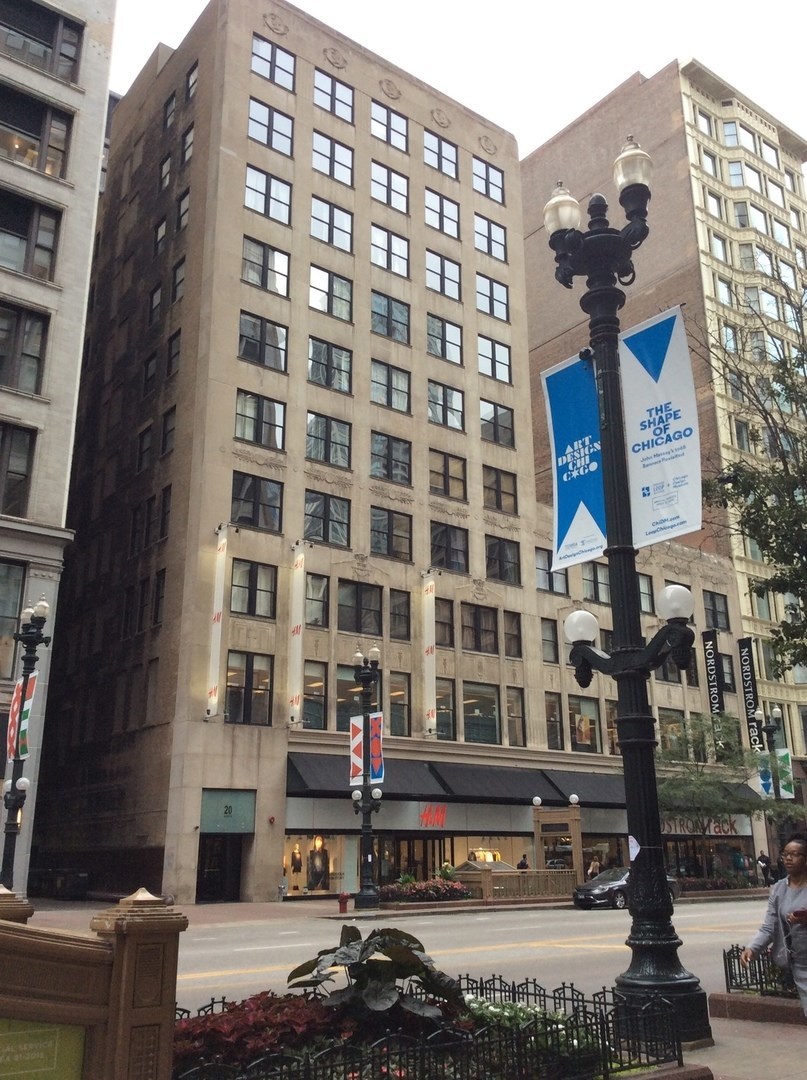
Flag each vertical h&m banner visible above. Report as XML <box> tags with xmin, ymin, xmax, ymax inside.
<box><xmin>619</xmin><ymin>306</ymin><xmax>701</xmax><ymax>548</ymax></box>
<box><xmin>422</xmin><ymin>574</ymin><xmax>437</xmax><ymax>733</ymax></box>
<box><xmin>349</xmin><ymin>713</ymin><xmax>384</xmax><ymax>786</ymax></box>
<box><xmin>541</xmin><ymin>353</ymin><xmax>606</xmax><ymax>569</ymax></box>
<box><xmin>701</xmin><ymin>630</ymin><xmax>724</xmax><ymax>714</ymax></box>
<box><xmin>207</xmin><ymin>525</ymin><xmax>228</xmax><ymax>715</ymax></box>
<box><xmin>287</xmin><ymin>543</ymin><xmax>305</xmax><ymax>724</ymax></box>
<box><xmin>737</xmin><ymin>638</ymin><xmax>764</xmax><ymax>752</ymax></box>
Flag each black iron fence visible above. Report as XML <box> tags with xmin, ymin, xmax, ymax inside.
<box><xmin>722</xmin><ymin>944</ymin><xmax>798</xmax><ymax>997</ymax></box>
<box><xmin>174</xmin><ymin>977</ymin><xmax>681</xmax><ymax>1080</ymax></box>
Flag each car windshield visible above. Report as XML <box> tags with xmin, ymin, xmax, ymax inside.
<box><xmin>590</xmin><ymin>868</ymin><xmax>626</xmax><ymax>884</ymax></box>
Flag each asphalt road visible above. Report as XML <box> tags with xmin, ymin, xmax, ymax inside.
<box><xmin>175</xmin><ymin>899</ymin><xmax>764</xmax><ymax>1012</ymax></box>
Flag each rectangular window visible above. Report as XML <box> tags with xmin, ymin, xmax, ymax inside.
<box><xmin>463</xmin><ymin>682</ymin><xmax>501</xmax><ymax>745</ymax></box>
<box><xmin>337</xmin><ymin>580</ymin><xmax>381</xmax><ymax>635</ymax></box>
<box><xmin>176</xmin><ymin>189</ymin><xmax>190</xmax><ymax>230</ymax></box>
<box><xmin>0</xmin><ymin>561</ymin><xmax>24</xmax><ymax>678</ymax></box>
<box><xmin>424</xmin><ymin>130</ymin><xmax>457</xmax><ymax>177</ymax></box>
<box><xmin>435</xmin><ymin>598</ymin><xmax>454</xmax><ymax>647</ymax></box>
<box><xmin>0</xmin><ymin>424</ymin><xmax>34</xmax><ymax>515</ymax></box>
<box><xmin>390</xmin><ymin>588</ymin><xmax>410</xmax><ymax>641</ymax></box>
<box><xmin>371</xmin><ymin>161</ymin><xmax>408</xmax><ymax>212</ymax></box>
<box><xmin>142</xmin><ymin>352</ymin><xmax>157</xmax><ymax>397</ymax></box>
<box><xmin>431</xmin><ymin>521</ymin><xmax>469</xmax><ymax>572</ymax></box>
<box><xmin>427</xmin><ymin>314</ymin><xmax>462</xmax><ymax>364</ymax></box>
<box><xmin>542</xmin><ymin>618</ymin><xmax>559</xmax><ymax>663</ymax></box>
<box><xmin>371</xmin><ymin>225</ymin><xmax>409</xmax><ymax>275</ymax></box>
<box><xmin>371</xmin><ymin>359</ymin><xmax>409</xmax><ymax>411</ymax></box>
<box><xmin>370</xmin><ymin>432</ymin><xmax>411</xmax><ymax>484</ymax></box>
<box><xmin>734</xmin><ymin>418</ymin><xmax>751</xmax><ymax>452</ymax></box>
<box><xmin>696</xmin><ymin>108</ymin><xmax>712</xmax><ymax>136</ymax></box>
<box><xmin>230</xmin><ymin>558</ymin><xmax>277</xmax><ymax>618</ymax></box>
<box><xmin>582</xmin><ymin>561</ymin><xmax>611</xmax><ymax>604</ymax></box>
<box><xmin>483</xmin><ymin>465</ymin><xmax>517</xmax><ymax>513</ymax></box>
<box><xmin>163</xmin><ymin>92</ymin><xmax>175</xmax><ymax>130</ymax></box>
<box><xmin>476</xmin><ymin>273</ymin><xmax>509</xmax><ymax>320</ymax></box>
<box><xmin>312</xmin><ymin>131</ymin><xmax>352</xmax><ymax>185</ymax></box>
<box><xmin>506</xmin><ymin>687</ymin><xmax>525</xmax><ymax>747</ymax></box>
<box><xmin>306</xmin><ymin>412</ymin><xmax>350</xmax><ymax>467</ymax></box>
<box><xmin>485</xmin><ymin>535</ymin><xmax>520</xmax><ymax>584</ymax></box>
<box><xmin>0</xmin><ymin>192</ymin><xmax>59</xmax><ymax>281</ymax></box>
<box><xmin>231</xmin><ymin>471</ymin><xmax>283</xmax><ymax>531</ymax></box>
<box><xmin>0</xmin><ymin>303</ymin><xmax>47</xmax><ymax>394</ymax></box>
<box><xmin>761</xmin><ymin>139</ymin><xmax>779</xmax><ymax>168</ymax></box>
<box><xmin>160</xmin><ymin>405</ymin><xmax>176</xmax><ymax>453</ymax></box>
<box><xmin>703</xmin><ymin>589</ymin><xmax>730</xmax><ymax>630</ymax></box>
<box><xmin>0</xmin><ymin>7</ymin><xmax>82</xmax><ymax>80</ymax></box>
<box><xmin>308</xmin><ymin>337</ymin><xmax>351</xmax><ymax>392</ymax></box>
<box><xmin>244</xmin><ymin>165</ymin><xmax>291</xmax><ymax>224</ymax></box>
<box><xmin>242</xmin><ymin>236</ymin><xmax>289</xmax><ymax>295</ymax></box>
<box><xmin>136</xmin><ymin>426</ymin><xmax>152</xmax><ymax>473</ymax></box>
<box><xmin>429</xmin><ymin>449</ymin><xmax>466</xmax><ymax>499</ymax></box>
<box><xmin>303</xmin><ymin>660</ymin><xmax>327</xmax><ymax>729</ymax></box>
<box><xmin>701</xmin><ymin>149</ymin><xmax>717</xmax><ymax>177</ymax></box>
<box><xmin>309</xmin><ymin>266</ymin><xmax>352</xmax><ymax>321</ymax></box>
<box><xmin>226</xmin><ymin>650</ymin><xmax>272</xmax><ymax>726</ymax></box>
<box><xmin>435</xmin><ymin>678</ymin><xmax>456</xmax><ymax>740</ymax></box>
<box><xmin>238</xmin><ymin>312</ymin><xmax>287</xmax><ymax>370</ymax></box>
<box><xmin>181</xmin><ymin>124</ymin><xmax>194</xmax><ymax>164</ymax></box>
<box><xmin>477</xmin><ymin>335</ymin><xmax>511</xmax><ymax>383</ymax></box>
<box><xmin>171</xmin><ymin>259</ymin><xmax>185</xmax><ymax>302</ymax></box>
<box><xmin>305</xmin><ymin>573</ymin><xmax>329</xmax><ymax>627</ymax></box>
<box><xmin>371</xmin><ymin>291</ymin><xmax>409</xmax><ymax>342</ymax></box>
<box><xmin>371</xmin><ymin>101</ymin><xmax>407</xmax><ymax>151</ymax></box>
<box><xmin>159</xmin><ymin>484</ymin><xmax>172</xmax><ymax>537</ymax></box>
<box><xmin>314</xmin><ymin>69</ymin><xmax>353</xmax><ymax>122</ymax></box>
<box><xmin>159</xmin><ymin>154</ymin><xmax>171</xmax><ymax>190</ymax></box>
<box><xmin>711</xmin><ymin>233</ymin><xmax>728</xmax><ymax>262</ymax></box>
<box><xmin>546</xmin><ymin>692</ymin><xmax>564</xmax><ymax>750</ymax></box>
<box><xmin>472</xmin><ymin>157</ymin><xmax>504</xmax><ymax>202</ymax></box>
<box><xmin>167</xmin><ymin>330</ymin><xmax>181</xmax><ymax>376</ymax></box>
<box><xmin>236</xmin><ymin>390</ymin><xmax>285</xmax><ymax>449</ymax></box>
<box><xmin>370</xmin><ymin>506</ymin><xmax>412</xmax><ymax>560</ymax></box>
<box><xmin>504</xmin><ymin>610</ymin><xmax>522</xmax><ymax>658</ymax></box>
<box><xmin>461</xmin><ymin>604</ymin><xmax>498</xmax><ymax>653</ymax></box>
<box><xmin>251</xmin><ymin>34</ymin><xmax>295</xmax><ymax>89</ymax></box>
<box><xmin>716</xmin><ymin>276</ymin><xmax>733</xmax><ymax>306</ymax></box>
<box><xmin>428</xmin><ymin>380</ymin><xmax>464</xmax><ymax>429</ymax></box>
<box><xmin>186</xmin><ymin>62</ymin><xmax>198</xmax><ymax>100</ymax></box>
<box><xmin>720</xmin><ymin>653</ymin><xmax>737</xmax><ymax>693</ymax></box>
<box><xmin>0</xmin><ymin>86</ymin><xmax>71</xmax><ymax>177</ymax></box>
<box><xmin>480</xmin><ymin>399</ymin><xmax>513</xmax><ymax>445</ymax></box>
<box><xmin>310</xmin><ymin>197</ymin><xmax>352</xmax><ymax>251</ymax></box>
<box><xmin>425</xmin><ymin>189</ymin><xmax>459</xmax><ymax>237</ymax></box>
<box><xmin>304</xmin><ymin>490</ymin><xmax>350</xmax><ymax>547</ymax></box>
<box><xmin>474</xmin><ymin>213</ymin><xmax>506</xmax><ymax>260</ymax></box>
<box><xmin>570</xmin><ymin>696</ymin><xmax>601</xmax><ymax>753</ymax></box>
<box><xmin>153</xmin><ymin>218</ymin><xmax>166</xmax><ymax>255</ymax></box>
<box><xmin>389</xmin><ymin>672</ymin><xmax>411</xmax><ymax>736</ymax></box>
<box><xmin>426</xmin><ymin>250</ymin><xmax>461</xmax><ymax>299</ymax></box>
<box><xmin>638</xmin><ymin>573</ymin><xmax>654</xmax><ymax>614</ymax></box>
<box><xmin>535</xmin><ymin>548</ymin><xmax>567</xmax><ymax>594</ymax></box>
<box><xmin>248</xmin><ymin>97</ymin><xmax>293</xmax><ymax>155</ymax></box>
<box><xmin>148</xmin><ymin>283</ymin><xmax>162</xmax><ymax>326</ymax></box>
<box><xmin>706</xmin><ymin>190</ymin><xmax>722</xmax><ymax>218</ymax></box>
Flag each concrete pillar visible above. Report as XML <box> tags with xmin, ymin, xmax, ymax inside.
<box><xmin>0</xmin><ymin>884</ymin><xmax>34</xmax><ymax>923</ymax></box>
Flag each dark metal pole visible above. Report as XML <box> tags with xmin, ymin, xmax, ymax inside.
<box><xmin>353</xmin><ymin>649</ymin><xmax>380</xmax><ymax>909</ymax></box>
<box><xmin>1</xmin><ymin>601</ymin><xmax>50</xmax><ymax>891</ymax></box>
<box><xmin>762</xmin><ymin>712</ymin><xmax>781</xmax><ymax>801</ymax></box>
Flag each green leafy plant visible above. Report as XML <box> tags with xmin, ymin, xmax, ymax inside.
<box><xmin>287</xmin><ymin>924</ymin><xmax>464</xmax><ymax>1020</ymax></box>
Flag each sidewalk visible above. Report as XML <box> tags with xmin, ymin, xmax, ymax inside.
<box><xmin>24</xmin><ymin>898</ymin><xmax>806</xmax><ymax>1078</ymax></box>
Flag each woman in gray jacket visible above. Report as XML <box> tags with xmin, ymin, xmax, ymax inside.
<box><xmin>741</xmin><ymin>835</ymin><xmax>807</xmax><ymax>1014</ymax></box>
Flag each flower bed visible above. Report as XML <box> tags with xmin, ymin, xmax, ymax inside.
<box><xmin>379</xmin><ymin>878</ymin><xmax>471</xmax><ymax>903</ymax></box>
<box><xmin>679</xmin><ymin>875</ymin><xmax>753</xmax><ymax>892</ymax></box>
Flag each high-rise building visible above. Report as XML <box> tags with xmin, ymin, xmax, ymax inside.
<box><xmin>522</xmin><ymin>59</ymin><xmax>807</xmax><ymax>767</ymax></box>
<box><xmin>0</xmin><ymin>0</ymin><xmax>115</xmax><ymax>891</ymax></box>
<box><xmin>35</xmin><ymin>8</ymin><xmax>755</xmax><ymax>903</ymax></box>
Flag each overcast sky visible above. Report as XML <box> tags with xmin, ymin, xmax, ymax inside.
<box><xmin>110</xmin><ymin>0</ymin><xmax>806</xmax><ymax>161</ymax></box>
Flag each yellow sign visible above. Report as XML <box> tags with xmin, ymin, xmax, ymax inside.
<box><xmin>0</xmin><ymin>1018</ymin><xmax>84</xmax><ymax>1079</ymax></box>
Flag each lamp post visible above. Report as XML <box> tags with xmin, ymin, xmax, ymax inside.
<box><xmin>2</xmin><ymin>597</ymin><xmax>50</xmax><ymax>891</ymax></box>
<box><xmin>755</xmin><ymin>704</ymin><xmax>783</xmax><ymax>860</ymax></box>
<box><xmin>544</xmin><ymin>140</ymin><xmax>712</xmax><ymax>1044</ymax></box>
<box><xmin>352</xmin><ymin>645</ymin><xmax>381</xmax><ymax>909</ymax></box>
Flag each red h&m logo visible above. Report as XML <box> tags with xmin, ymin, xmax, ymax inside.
<box><xmin>419</xmin><ymin>804</ymin><xmax>447</xmax><ymax>829</ymax></box>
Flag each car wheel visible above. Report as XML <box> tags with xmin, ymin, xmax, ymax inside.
<box><xmin>612</xmin><ymin>890</ymin><xmax>627</xmax><ymax>910</ymax></box>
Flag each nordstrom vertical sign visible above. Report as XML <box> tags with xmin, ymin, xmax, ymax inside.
<box><xmin>738</xmin><ymin>638</ymin><xmax>764</xmax><ymax>752</ymax></box>
<box><xmin>701</xmin><ymin>629</ymin><xmax>724</xmax><ymax>714</ymax></box>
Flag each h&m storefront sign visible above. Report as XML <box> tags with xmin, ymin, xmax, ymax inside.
<box><xmin>661</xmin><ymin>815</ymin><xmax>752</xmax><ymax>837</ymax></box>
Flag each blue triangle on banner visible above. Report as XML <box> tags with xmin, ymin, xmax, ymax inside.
<box><xmin>622</xmin><ymin>315</ymin><xmax>676</xmax><ymax>383</ymax></box>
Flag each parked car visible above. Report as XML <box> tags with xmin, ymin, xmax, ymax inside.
<box><xmin>546</xmin><ymin>858</ymin><xmax>568</xmax><ymax>870</ymax></box>
<box><xmin>572</xmin><ymin>868</ymin><xmax>681</xmax><ymax>910</ymax></box>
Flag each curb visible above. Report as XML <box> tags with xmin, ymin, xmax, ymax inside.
<box><xmin>708</xmin><ymin>991</ymin><xmax>806</xmax><ymax>1025</ymax></box>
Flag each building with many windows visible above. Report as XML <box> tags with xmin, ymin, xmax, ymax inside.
<box><xmin>0</xmin><ymin>0</ymin><xmax>115</xmax><ymax>890</ymax></box>
<box><xmin>35</xmin><ymin>8</ymin><xmax>762</xmax><ymax>902</ymax></box>
<box><xmin>522</xmin><ymin>59</ymin><xmax>807</xmax><ymax>787</ymax></box>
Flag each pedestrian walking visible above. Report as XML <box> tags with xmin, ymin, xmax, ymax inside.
<box><xmin>757</xmin><ymin>850</ymin><xmax>772</xmax><ymax>886</ymax></box>
<box><xmin>516</xmin><ymin>854</ymin><xmax>529</xmax><ymax>869</ymax></box>
<box><xmin>741</xmin><ymin>834</ymin><xmax>807</xmax><ymax>1015</ymax></box>
<box><xmin>587</xmin><ymin>857</ymin><xmax>601</xmax><ymax>880</ymax></box>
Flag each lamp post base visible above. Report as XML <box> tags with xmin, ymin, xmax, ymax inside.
<box><xmin>353</xmin><ymin>888</ymin><xmax>379</xmax><ymax>910</ymax></box>
<box><xmin>616</xmin><ymin>962</ymin><xmax>713</xmax><ymax>1046</ymax></box>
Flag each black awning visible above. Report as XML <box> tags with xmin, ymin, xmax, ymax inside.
<box><xmin>287</xmin><ymin>753</ymin><xmax>448</xmax><ymax>799</ymax></box>
<box><xmin>542</xmin><ymin>769</ymin><xmax>626</xmax><ymax>807</ymax></box>
<box><xmin>429</xmin><ymin>762</ymin><xmax>560</xmax><ymax>804</ymax></box>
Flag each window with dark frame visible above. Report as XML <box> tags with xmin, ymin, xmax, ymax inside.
<box><xmin>427</xmin><ymin>314</ymin><xmax>462</xmax><ymax>364</ymax></box>
<box><xmin>230</xmin><ymin>558</ymin><xmax>277</xmax><ymax>618</ymax></box>
<box><xmin>337</xmin><ymin>580</ymin><xmax>381</xmax><ymax>635</ymax></box>
<box><xmin>370</xmin><ymin>506</ymin><xmax>412</xmax><ymax>560</ymax></box>
<box><xmin>371</xmin><ymin>224</ymin><xmax>409</xmax><ymax>275</ymax></box>
<box><xmin>370</xmin><ymin>431</ymin><xmax>411</xmax><ymax>484</ymax></box>
<box><xmin>390</xmin><ymin>589</ymin><xmax>410</xmax><ymax>641</ymax></box>
<box><xmin>371</xmin><ymin>161</ymin><xmax>408</xmax><ymax>212</ymax></box>
<box><xmin>472</xmin><ymin>157</ymin><xmax>504</xmax><ymax>202</ymax></box>
<box><xmin>0</xmin><ymin>303</ymin><xmax>47</xmax><ymax>394</ymax></box>
<box><xmin>308</xmin><ymin>337</ymin><xmax>351</xmax><ymax>392</ymax></box>
<box><xmin>309</xmin><ymin>265</ymin><xmax>352</xmax><ymax>321</ymax></box>
<box><xmin>542</xmin><ymin>619</ymin><xmax>559</xmax><ymax>663</ymax></box>
<box><xmin>231</xmin><ymin>471</ymin><xmax>283</xmax><ymax>531</ymax></box>
<box><xmin>152</xmin><ymin>569</ymin><xmax>166</xmax><ymax>625</ymax></box>
<box><xmin>236</xmin><ymin>390</ymin><xmax>285</xmax><ymax>449</ymax></box>
<box><xmin>225</xmin><ymin>650</ymin><xmax>273</xmax><ymax>725</ymax></box>
<box><xmin>483</xmin><ymin>465</ymin><xmax>517</xmax><ymax>513</ymax></box>
<box><xmin>485</xmin><ymin>535</ymin><xmax>521</xmax><ymax>584</ymax></box>
<box><xmin>424</xmin><ymin>188</ymin><xmax>459</xmax><ymax>237</ymax></box>
<box><xmin>0</xmin><ymin>423</ymin><xmax>34</xmax><ymax>516</ymax></box>
<box><xmin>476</xmin><ymin>273</ymin><xmax>509</xmax><ymax>319</ymax></box>
<box><xmin>181</xmin><ymin>124</ymin><xmax>194</xmax><ymax>164</ymax></box>
<box><xmin>305</xmin><ymin>573</ymin><xmax>329</xmax><ymax>627</ymax></box>
<box><xmin>425</xmin><ymin>250</ymin><xmax>461</xmax><ymax>299</ymax></box>
<box><xmin>312</xmin><ymin>131</ymin><xmax>353</xmax><ymax>184</ymax></box>
<box><xmin>371</xmin><ymin>101</ymin><xmax>407</xmax><ymax>150</ymax></box>
<box><xmin>371</xmin><ymin>291</ymin><xmax>409</xmax><ymax>342</ymax></box>
<box><xmin>424</xmin><ymin>130</ymin><xmax>457</xmax><ymax>177</ymax></box>
<box><xmin>474</xmin><ymin>213</ymin><xmax>507</xmax><ymax>260</ymax></box>
<box><xmin>428</xmin><ymin>380</ymin><xmax>464</xmax><ymax>429</ymax></box>
<box><xmin>583</xmin><ymin>561</ymin><xmax>611</xmax><ymax>604</ymax></box>
<box><xmin>430</xmin><ymin>521</ymin><xmax>469</xmax><ymax>573</ymax></box>
<box><xmin>461</xmin><ymin>603</ymin><xmax>497</xmax><ymax>653</ymax></box>
<box><xmin>250</xmin><ymin>34</ymin><xmax>295</xmax><ymax>89</ymax></box>
<box><xmin>429</xmin><ymin>449</ymin><xmax>466</xmax><ymax>500</ymax></box>
<box><xmin>244</xmin><ymin>165</ymin><xmax>291</xmax><ymax>224</ymax></box>
<box><xmin>176</xmin><ymin>189</ymin><xmax>190</xmax><ymax>230</ymax></box>
<box><xmin>370</xmin><ymin>359</ymin><xmax>409</xmax><ymax>411</ymax></box>
<box><xmin>477</xmin><ymin>335</ymin><xmax>511</xmax><ymax>383</ymax></box>
<box><xmin>435</xmin><ymin>598</ymin><xmax>454</xmax><ymax>647</ymax></box>
<box><xmin>535</xmin><ymin>548</ymin><xmax>567</xmax><ymax>594</ymax></box>
<box><xmin>242</xmin><ymin>236</ymin><xmax>289</xmax><ymax>294</ymax></box>
<box><xmin>0</xmin><ymin>86</ymin><xmax>71</xmax><ymax>177</ymax></box>
<box><xmin>310</xmin><ymin>197</ymin><xmax>352</xmax><ymax>251</ymax></box>
<box><xmin>306</xmin><ymin>412</ymin><xmax>350</xmax><ymax>467</ymax></box>
<box><xmin>389</xmin><ymin>671</ymin><xmax>411</xmax><ymax>736</ymax></box>
<box><xmin>703</xmin><ymin>589</ymin><xmax>730</xmax><ymax>630</ymax></box>
<box><xmin>0</xmin><ymin>192</ymin><xmax>60</xmax><ymax>281</ymax></box>
<box><xmin>160</xmin><ymin>406</ymin><xmax>176</xmax><ymax>454</ymax></box>
<box><xmin>504</xmin><ymin>610</ymin><xmax>522</xmax><ymax>657</ymax></box>
<box><xmin>238</xmin><ymin>312</ymin><xmax>287</xmax><ymax>370</ymax></box>
<box><xmin>480</xmin><ymin>399</ymin><xmax>513</xmax><ymax>445</ymax></box>
<box><xmin>314</xmin><ymin>69</ymin><xmax>354</xmax><ymax>122</ymax></box>
<box><xmin>304</xmin><ymin>490</ymin><xmax>350</xmax><ymax>547</ymax></box>
<box><xmin>248</xmin><ymin>97</ymin><xmax>293</xmax><ymax>155</ymax></box>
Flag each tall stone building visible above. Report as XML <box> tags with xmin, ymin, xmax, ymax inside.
<box><xmin>0</xmin><ymin>0</ymin><xmax>115</xmax><ymax>891</ymax></box>
<box><xmin>35</xmin><ymin>7</ymin><xmax>756</xmax><ymax>903</ymax></box>
<box><xmin>522</xmin><ymin>59</ymin><xmax>807</xmax><ymax>768</ymax></box>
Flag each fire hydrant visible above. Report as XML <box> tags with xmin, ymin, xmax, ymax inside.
<box><xmin>338</xmin><ymin>891</ymin><xmax>350</xmax><ymax>914</ymax></box>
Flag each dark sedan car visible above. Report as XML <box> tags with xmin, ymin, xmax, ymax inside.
<box><xmin>572</xmin><ymin>868</ymin><xmax>681</xmax><ymax>909</ymax></box>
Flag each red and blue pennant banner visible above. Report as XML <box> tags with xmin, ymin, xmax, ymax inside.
<box><xmin>349</xmin><ymin>712</ymin><xmax>384</xmax><ymax>786</ymax></box>
<box><xmin>6</xmin><ymin>672</ymin><xmax>37</xmax><ymax>762</ymax></box>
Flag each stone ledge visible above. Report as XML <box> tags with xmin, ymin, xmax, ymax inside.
<box><xmin>708</xmin><ymin>991</ymin><xmax>805</xmax><ymax>1024</ymax></box>
<box><xmin>629</xmin><ymin>1066</ymin><xmax>712</xmax><ymax>1079</ymax></box>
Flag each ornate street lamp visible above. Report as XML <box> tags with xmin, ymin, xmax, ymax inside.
<box><xmin>754</xmin><ymin>704</ymin><xmax>783</xmax><ymax>857</ymax></box>
<box><xmin>544</xmin><ymin>140</ymin><xmax>712</xmax><ymax>1045</ymax></box>
<box><xmin>2</xmin><ymin>597</ymin><xmax>50</xmax><ymax>891</ymax></box>
<box><xmin>352</xmin><ymin>645</ymin><xmax>381</xmax><ymax>909</ymax></box>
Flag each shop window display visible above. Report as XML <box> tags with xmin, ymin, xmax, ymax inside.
<box><xmin>283</xmin><ymin>834</ymin><xmax>342</xmax><ymax>894</ymax></box>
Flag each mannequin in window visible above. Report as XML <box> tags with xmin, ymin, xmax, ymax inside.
<box><xmin>291</xmin><ymin>843</ymin><xmax>302</xmax><ymax>890</ymax></box>
<box><xmin>307</xmin><ymin>835</ymin><xmax>330</xmax><ymax>890</ymax></box>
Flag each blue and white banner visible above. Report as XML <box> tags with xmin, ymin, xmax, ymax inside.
<box><xmin>619</xmin><ymin>306</ymin><xmax>701</xmax><ymax>548</ymax></box>
<box><xmin>541</xmin><ymin>353</ymin><xmax>606</xmax><ymax>569</ymax></box>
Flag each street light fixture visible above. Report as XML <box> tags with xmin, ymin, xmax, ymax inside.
<box><xmin>544</xmin><ymin>140</ymin><xmax>712</xmax><ymax>1044</ymax></box>
<box><xmin>352</xmin><ymin>644</ymin><xmax>381</xmax><ymax>910</ymax></box>
<box><xmin>754</xmin><ymin>704</ymin><xmax>783</xmax><ymax>859</ymax></box>
<box><xmin>1</xmin><ymin>597</ymin><xmax>50</xmax><ymax>891</ymax></box>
